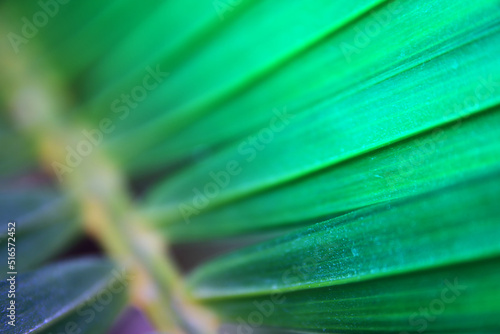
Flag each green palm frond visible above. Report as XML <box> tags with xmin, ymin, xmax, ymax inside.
<box><xmin>0</xmin><ymin>0</ymin><xmax>499</xmax><ymax>333</ymax></box>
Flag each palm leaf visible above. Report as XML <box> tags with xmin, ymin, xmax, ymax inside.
<box><xmin>188</xmin><ymin>171</ymin><xmax>500</xmax><ymax>331</ymax></box>
<box><xmin>0</xmin><ymin>0</ymin><xmax>499</xmax><ymax>333</ymax></box>
<box><xmin>0</xmin><ymin>258</ymin><xmax>128</xmax><ymax>333</ymax></box>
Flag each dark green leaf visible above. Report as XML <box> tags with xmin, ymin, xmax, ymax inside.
<box><xmin>0</xmin><ymin>188</ymin><xmax>81</xmax><ymax>279</ymax></box>
<box><xmin>0</xmin><ymin>258</ymin><xmax>129</xmax><ymax>334</ymax></box>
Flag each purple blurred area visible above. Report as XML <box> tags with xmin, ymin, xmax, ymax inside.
<box><xmin>108</xmin><ymin>306</ymin><xmax>155</xmax><ymax>334</ymax></box>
